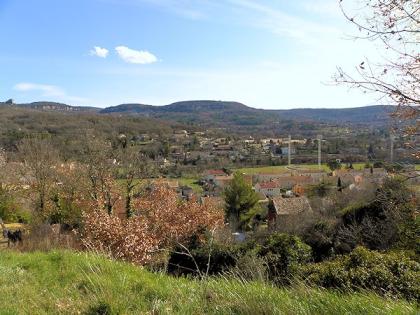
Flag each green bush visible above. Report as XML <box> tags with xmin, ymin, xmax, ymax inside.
<box><xmin>302</xmin><ymin>247</ymin><xmax>420</xmax><ymax>301</ymax></box>
<box><xmin>167</xmin><ymin>241</ymin><xmax>239</xmax><ymax>277</ymax></box>
<box><xmin>0</xmin><ymin>187</ymin><xmax>30</xmax><ymax>223</ymax></box>
<box><xmin>256</xmin><ymin>233</ymin><xmax>312</xmax><ymax>284</ymax></box>
<box><xmin>47</xmin><ymin>193</ymin><xmax>82</xmax><ymax>228</ymax></box>
<box><xmin>303</xmin><ymin>220</ymin><xmax>336</xmax><ymax>262</ymax></box>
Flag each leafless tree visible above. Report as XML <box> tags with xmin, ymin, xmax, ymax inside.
<box><xmin>336</xmin><ymin>0</ymin><xmax>419</xmax><ymax>159</ymax></box>
<box><xmin>18</xmin><ymin>138</ymin><xmax>59</xmax><ymax>213</ymax></box>
<box><xmin>82</xmin><ymin>138</ymin><xmax>119</xmax><ymax>215</ymax></box>
<box><xmin>116</xmin><ymin>146</ymin><xmax>156</xmax><ymax>218</ymax></box>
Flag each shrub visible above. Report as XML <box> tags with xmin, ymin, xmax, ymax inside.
<box><xmin>47</xmin><ymin>193</ymin><xmax>82</xmax><ymax>228</ymax></box>
<box><xmin>81</xmin><ymin>185</ymin><xmax>224</xmax><ymax>265</ymax></box>
<box><xmin>256</xmin><ymin>233</ymin><xmax>312</xmax><ymax>284</ymax></box>
<box><xmin>335</xmin><ymin>178</ymin><xmax>419</xmax><ymax>253</ymax></box>
<box><xmin>303</xmin><ymin>220</ymin><xmax>336</xmax><ymax>262</ymax></box>
<box><xmin>302</xmin><ymin>247</ymin><xmax>420</xmax><ymax>301</ymax></box>
<box><xmin>0</xmin><ymin>187</ymin><xmax>30</xmax><ymax>223</ymax></box>
<box><xmin>168</xmin><ymin>241</ymin><xmax>239</xmax><ymax>277</ymax></box>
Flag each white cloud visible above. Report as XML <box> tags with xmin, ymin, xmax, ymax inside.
<box><xmin>115</xmin><ymin>46</ymin><xmax>158</xmax><ymax>64</ymax></box>
<box><xmin>14</xmin><ymin>82</ymin><xmax>87</xmax><ymax>103</ymax></box>
<box><xmin>14</xmin><ymin>82</ymin><xmax>65</xmax><ymax>97</ymax></box>
<box><xmin>90</xmin><ymin>46</ymin><xmax>109</xmax><ymax>58</ymax></box>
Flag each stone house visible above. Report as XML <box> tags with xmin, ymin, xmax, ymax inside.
<box><xmin>268</xmin><ymin>196</ymin><xmax>313</xmax><ymax>230</ymax></box>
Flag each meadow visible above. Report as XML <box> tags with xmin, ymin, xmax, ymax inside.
<box><xmin>235</xmin><ymin>163</ymin><xmax>366</xmax><ymax>175</ymax></box>
<box><xmin>0</xmin><ymin>250</ymin><xmax>417</xmax><ymax>315</ymax></box>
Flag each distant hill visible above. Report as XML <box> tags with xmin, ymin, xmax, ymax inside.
<box><xmin>1</xmin><ymin>99</ymin><xmax>394</xmax><ymax>130</ymax></box>
<box><xmin>0</xmin><ymin>101</ymin><xmax>99</xmax><ymax>112</ymax></box>
<box><xmin>272</xmin><ymin>106</ymin><xmax>393</xmax><ymax>125</ymax></box>
<box><xmin>100</xmin><ymin>100</ymin><xmax>394</xmax><ymax>127</ymax></box>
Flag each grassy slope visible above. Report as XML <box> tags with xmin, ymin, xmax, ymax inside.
<box><xmin>0</xmin><ymin>251</ymin><xmax>417</xmax><ymax>315</ymax></box>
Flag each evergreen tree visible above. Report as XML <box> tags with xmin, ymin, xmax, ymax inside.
<box><xmin>327</xmin><ymin>159</ymin><xmax>341</xmax><ymax>172</ymax></box>
<box><xmin>224</xmin><ymin>172</ymin><xmax>260</xmax><ymax>231</ymax></box>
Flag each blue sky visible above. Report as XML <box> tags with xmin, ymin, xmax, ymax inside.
<box><xmin>0</xmin><ymin>0</ymin><xmax>381</xmax><ymax>109</ymax></box>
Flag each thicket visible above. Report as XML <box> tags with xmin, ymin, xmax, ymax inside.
<box><xmin>0</xmin><ymin>187</ymin><xmax>30</xmax><ymax>223</ymax></box>
<box><xmin>302</xmin><ymin>247</ymin><xmax>420</xmax><ymax>301</ymax></box>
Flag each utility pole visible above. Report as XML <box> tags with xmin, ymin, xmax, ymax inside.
<box><xmin>288</xmin><ymin>135</ymin><xmax>292</xmax><ymax>166</ymax></box>
<box><xmin>317</xmin><ymin>135</ymin><xmax>322</xmax><ymax>170</ymax></box>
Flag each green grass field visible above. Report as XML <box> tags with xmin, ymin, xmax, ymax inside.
<box><xmin>235</xmin><ymin>163</ymin><xmax>366</xmax><ymax>175</ymax></box>
<box><xmin>177</xmin><ymin>177</ymin><xmax>202</xmax><ymax>193</ymax></box>
<box><xmin>0</xmin><ymin>250</ymin><xmax>417</xmax><ymax>314</ymax></box>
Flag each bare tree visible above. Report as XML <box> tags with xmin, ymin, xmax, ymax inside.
<box><xmin>82</xmin><ymin>138</ymin><xmax>119</xmax><ymax>215</ymax></box>
<box><xmin>18</xmin><ymin>138</ymin><xmax>59</xmax><ymax>213</ymax></box>
<box><xmin>116</xmin><ymin>146</ymin><xmax>156</xmax><ymax>218</ymax></box>
<box><xmin>336</xmin><ymin>0</ymin><xmax>419</xmax><ymax>159</ymax></box>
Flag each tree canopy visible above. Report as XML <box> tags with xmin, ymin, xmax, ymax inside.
<box><xmin>224</xmin><ymin>172</ymin><xmax>260</xmax><ymax>231</ymax></box>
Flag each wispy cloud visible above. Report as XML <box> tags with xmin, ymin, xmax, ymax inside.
<box><xmin>225</xmin><ymin>0</ymin><xmax>340</xmax><ymax>39</ymax></box>
<box><xmin>114</xmin><ymin>0</ymin><xmax>340</xmax><ymax>39</ymax></box>
<box><xmin>105</xmin><ymin>0</ymin><xmax>206</xmax><ymax>20</ymax></box>
<box><xmin>115</xmin><ymin>46</ymin><xmax>158</xmax><ymax>64</ymax></box>
<box><xmin>301</xmin><ymin>0</ymin><xmax>341</xmax><ymax>18</ymax></box>
<box><xmin>90</xmin><ymin>46</ymin><xmax>109</xmax><ymax>58</ymax></box>
<box><xmin>15</xmin><ymin>82</ymin><xmax>63</xmax><ymax>96</ymax></box>
<box><xmin>148</xmin><ymin>0</ymin><xmax>205</xmax><ymax>20</ymax></box>
<box><xmin>14</xmin><ymin>82</ymin><xmax>87</xmax><ymax>103</ymax></box>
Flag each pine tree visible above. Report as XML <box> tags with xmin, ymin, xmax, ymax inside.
<box><xmin>224</xmin><ymin>172</ymin><xmax>260</xmax><ymax>231</ymax></box>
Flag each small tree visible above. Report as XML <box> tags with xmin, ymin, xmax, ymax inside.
<box><xmin>224</xmin><ymin>172</ymin><xmax>260</xmax><ymax>231</ymax></box>
<box><xmin>18</xmin><ymin>138</ymin><xmax>59</xmax><ymax>213</ymax></box>
<box><xmin>82</xmin><ymin>138</ymin><xmax>119</xmax><ymax>215</ymax></box>
<box><xmin>117</xmin><ymin>147</ymin><xmax>155</xmax><ymax>218</ymax></box>
<box><xmin>81</xmin><ymin>185</ymin><xmax>224</xmax><ymax>265</ymax></box>
<box><xmin>308</xmin><ymin>181</ymin><xmax>330</xmax><ymax>198</ymax></box>
<box><xmin>327</xmin><ymin>159</ymin><xmax>342</xmax><ymax>172</ymax></box>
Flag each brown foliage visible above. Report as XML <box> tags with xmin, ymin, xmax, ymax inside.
<box><xmin>81</xmin><ymin>185</ymin><xmax>224</xmax><ymax>265</ymax></box>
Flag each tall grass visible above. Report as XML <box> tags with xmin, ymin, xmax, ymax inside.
<box><xmin>0</xmin><ymin>250</ymin><xmax>417</xmax><ymax>314</ymax></box>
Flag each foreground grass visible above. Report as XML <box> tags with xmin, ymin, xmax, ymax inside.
<box><xmin>0</xmin><ymin>251</ymin><xmax>417</xmax><ymax>314</ymax></box>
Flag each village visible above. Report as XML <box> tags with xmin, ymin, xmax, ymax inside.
<box><xmin>152</xmin><ymin>163</ymin><xmax>396</xmax><ymax>229</ymax></box>
<box><xmin>134</xmin><ymin>128</ymin><xmax>415</xmax><ymax>170</ymax></box>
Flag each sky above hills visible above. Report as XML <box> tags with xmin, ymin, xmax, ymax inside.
<box><xmin>0</xmin><ymin>0</ymin><xmax>382</xmax><ymax>109</ymax></box>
